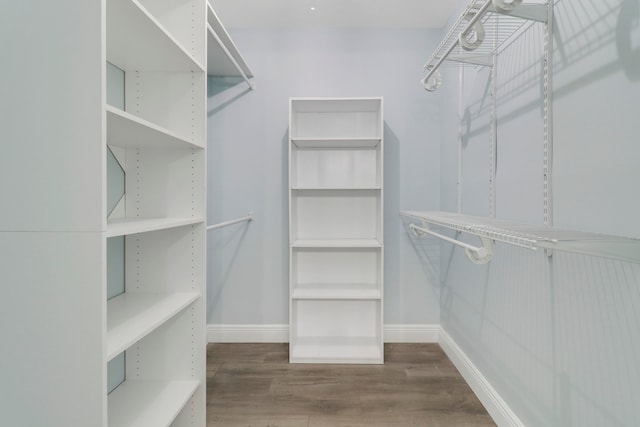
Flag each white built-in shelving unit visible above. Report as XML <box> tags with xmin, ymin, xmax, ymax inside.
<box><xmin>289</xmin><ymin>98</ymin><xmax>384</xmax><ymax>364</ymax></box>
<box><xmin>2</xmin><ymin>1</ymin><xmax>208</xmax><ymax>425</ymax></box>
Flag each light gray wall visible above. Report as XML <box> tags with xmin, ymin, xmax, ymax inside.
<box><xmin>206</xmin><ymin>28</ymin><xmax>443</xmax><ymax>326</ymax></box>
<box><xmin>440</xmin><ymin>0</ymin><xmax>640</xmax><ymax>425</ymax></box>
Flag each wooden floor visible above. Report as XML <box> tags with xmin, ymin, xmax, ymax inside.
<box><xmin>206</xmin><ymin>343</ymin><xmax>496</xmax><ymax>427</ymax></box>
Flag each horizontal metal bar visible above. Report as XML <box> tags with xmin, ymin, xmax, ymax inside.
<box><xmin>410</xmin><ymin>224</ymin><xmax>486</xmax><ymax>256</ymax></box>
<box><xmin>207</xmin><ymin>213</ymin><xmax>253</xmax><ymax>231</ymax></box>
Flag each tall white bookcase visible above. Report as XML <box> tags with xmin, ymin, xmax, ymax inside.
<box><xmin>289</xmin><ymin>98</ymin><xmax>384</xmax><ymax>364</ymax></box>
<box><xmin>1</xmin><ymin>1</ymin><xmax>207</xmax><ymax>426</ymax></box>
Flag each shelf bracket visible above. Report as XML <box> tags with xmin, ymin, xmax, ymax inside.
<box><xmin>410</xmin><ymin>223</ymin><xmax>495</xmax><ymax>264</ymax></box>
<box><xmin>487</xmin><ymin>3</ymin><xmax>548</xmax><ymax>23</ymax></box>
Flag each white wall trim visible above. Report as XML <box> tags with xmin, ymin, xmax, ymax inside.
<box><xmin>384</xmin><ymin>324</ymin><xmax>439</xmax><ymax>343</ymax></box>
<box><xmin>207</xmin><ymin>324</ymin><xmax>440</xmax><ymax>343</ymax></box>
<box><xmin>438</xmin><ymin>328</ymin><xmax>525</xmax><ymax>427</ymax></box>
<box><xmin>207</xmin><ymin>324</ymin><xmax>289</xmax><ymax>343</ymax></box>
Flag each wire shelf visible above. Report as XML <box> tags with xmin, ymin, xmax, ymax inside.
<box><xmin>422</xmin><ymin>0</ymin><xmax>548</xmax><ymax>86</ymax></box>
<box><xmin>402</xmin><ymin>211</ymin><xmax>640</xmax><ymax>264</ymax></box>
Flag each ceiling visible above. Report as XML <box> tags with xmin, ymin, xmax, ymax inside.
<box><xmin>210</xmin><ymin>0</ymin><xmax>458</xmax><ymax>29</ymax></box>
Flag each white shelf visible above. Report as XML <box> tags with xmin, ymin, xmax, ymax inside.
<box><xmin>403</xmin><ymin>211</ymin><xmax>640</xmax><ymax>264</ymax></box>
<box><xmin>292</xmin><ymin>138</ymin><xmax>381</xmax><ymax>148</ymax></box>
<box><xmin>292</xmin><ymin>283</ymin><xmax>381</xmax><ymax>300</ymax></box>
<box><xmin>422</xmin><ymin>0</ymin><xmax>548</xmax><ymax>82</ymax></box>
<box><xmin>290</xmin><ymin>337</ymin><xmax>383</xmax><ymax>364</ymax></box>
<box><xmin>106</xmin><ymin>106</ymin><xmax>203</xmax><ymax>150</ymax></box>
<box><xmin>108</xmin><ymin>380</ymin><xmax>199</xmax><ymax>427</ymax></box>
<box><xmin>293</xmin><ymin>239</ymin><xmax>382</xmax><ymax>248</ymax></box>
<box><xmin>292</xmin><ymin>187</ymin><xmax>381</xmax><ymax>191</ymax></box>
<box><xmin>107</xmin><ymin>0</ymin><xmax>204</xmax><ymax>72</ymax></box>
<box><xmin>106</xmin><ymin>217</ymin><xmax>203</xmax><ymax>238</ymax></box>
<box><xmin>107</xmin><ymin>292</ymin><xmax>199</xmax><ymax>361</ymax></box>
<box><xmin>206</xmin><ymin>2</ymin><xmax>254</xmax><ymax>78</ymax></box>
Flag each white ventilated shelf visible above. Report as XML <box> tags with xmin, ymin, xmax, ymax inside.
<box><xmin>424</xmin><ymin>0</ymin><xmax>548</xmax><ymax>73</ymax></box>
<box><xmin>106</xmin><ymin>106</ymin><xmax>204</xmax><ymax>149</ymax></box>
<box><xmin>108</xmin><ymin>379</ymin><xmax>199</xmax><ymax>427</ymax></box>
<box><xmin>292</xmin><ymin>187</ymin><xmax>382</xmax><ymax>191</ymax></box>
<box><xmin>292</xmin><ymin>283</ymin><xmax>381</xmax><ymax>300</ymax></box>
<box><xmin>402</xmin><ymin>211</ymin><xmax>640</xmax><ymax>263</ymax></box>
<box><xmin>292</xmin><ymin>138</ymin><xmax>381</xmax><ymax>148</ymax></box>
<box><xmin>107</xmin><ymin>0</ymin><xmax>204</xmax><ymax>72</ymax></box>
<box><xmin>292</xmin><ymin>239</ymin><xmax>382</xmax><ymax>248</ymax></box>
<box><xmin>107</xmin><ymin>292</ymin><xmax>199</xmax><ymax>361</ymax></box>
<box><xmin>206</xmin><ymin>2</ymin><xmax>254</xmax><ymax>78</ymax></box>
<box><xmin>290</xmin><ymin>337</ymin><xmax>383</xmax><ymax>364</ymax></box>
<box><xmin>106</xmin><ymin>218</ymin><xmax>203</xmax><ymax>238</ymax></box>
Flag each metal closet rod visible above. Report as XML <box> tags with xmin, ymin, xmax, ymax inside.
<box><xmin>421</xmin><ymin>0</ymin><xmax>494</xmax><ymax>86</ymax></box>
<box><xmin>207</xmin><ymin>213</ymin><xmax>254</xmax><ymax>231</ymax></box>
<box><xmin>207</xmin><ymin>22</ymin><xmax>255</xmax><ymax>90</ymax></box>
<box><xmin>409</xmin><ymin>223</ymin><xmax>488</xmax><ymax>258</ymax></box>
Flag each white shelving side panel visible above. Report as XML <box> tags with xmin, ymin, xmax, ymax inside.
<box><xmin>108</xmin><ymin>380</ymin><xmax>199</xmax><ymax>427</ymax></box>
<box><xmin>107</xmin><ymin>292</ymin><xmax>199</xmax><ymax>361</ymax></box>
<box><xmin>106</xmin><ymin>218</ymin><xmax>203</xmax><ymax>238</ymax></box>
<box><xmin>107</xmin><ymin>106</ymin><xmax>204</xmax><ymax>150</ymax></box>
<box><xmin>107</xmin><ymin>0</ymin><xmax>204</xmax><ymax>72</ymax></box>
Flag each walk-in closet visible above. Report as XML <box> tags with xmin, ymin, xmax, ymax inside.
<box><xmin>2</xmin><ymin>0</ymin><xmax>639</xmax><ymax>426</ymax></box>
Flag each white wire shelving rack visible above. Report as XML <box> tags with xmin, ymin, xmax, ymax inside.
<box><xmin>421</xmin><ymin>0</ymin><xmax>549</xmax><ymax>89</ymax></box>
<box><xmin>403</xmin><ymin>211</ymin><xmax>640</xmax><ymax>265</ymax></box>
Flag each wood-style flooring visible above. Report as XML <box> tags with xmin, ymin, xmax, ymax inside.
<box><xmin>206</xmin><ymin>343</ymin><xmax>496</xmax><ymax>427</ymax></box>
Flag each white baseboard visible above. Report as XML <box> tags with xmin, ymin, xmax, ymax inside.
<box><xmin>384</xmin><ymin>324</ymin><xmax>439</xmax><ymax>343</ymax></box>
<box><xmin>207</xmin><ymin>324</ymin><xmax>439</xmax><ymax>344</ymax></box>
<box><xmin>438</xmin><ymin>328</ymin><xmax>525</xmax><ymax>427</ymax></box>
<box><xmin>207</xmin><ymin>324</ymin><xmax>288</xmax><ymax>343</ymax></box>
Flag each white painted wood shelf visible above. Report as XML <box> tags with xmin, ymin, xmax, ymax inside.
<box><xmin>292</xmin><ymin>239</ymin><xmax>382</xmax><ymax>248</ymax></box>
<box><xmin>106</xmin><ymin>218</ymin><xmax>203</xmax><ymax>238</ymax></box>
<box><xmin>107</xmin><ymin>0</ymin><xmax>204</xmax><ymax>72</ymax></box>
<box><xmin>106</xmin><ymin>292</ymin><xmax>200</xmax><ymax>361</ymax></box>
<box><xmin>107</xmin><ymin>106</ymin><xmax>204</xmax><ymax>149</ymax></box>
<box><xmin>108</xmin><ymin>380</ymin><xmax>199</xmax><ymax>427</ymax></box>
<box><xmin>403</xmin><ymin>211</ymin><xmax>640</xmax><ymax>263</ymax></box>
<box><xmin>207</xmin><ymin>1</ymin><xmax>254</xmax><ymax>81</ymax></box>
<box><xmin>292</xmin><ymin>138</ymin><xmax>381</xmax><ymax>148</ymax></box>
<box><xmin>292</xmin><ymin>284</ymin><xmax>381</xmax><ymax>300</ymax></box>
<box><xmin>289</xmin><ymin>98</ymin><xmax>384</xmax><ymax>364</ymax></box>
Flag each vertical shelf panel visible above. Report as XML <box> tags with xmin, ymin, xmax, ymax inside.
<box><xmin>289</xmin><ymin>98</ymin><xmax>384</xmax><ymax>364</ymax></box>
